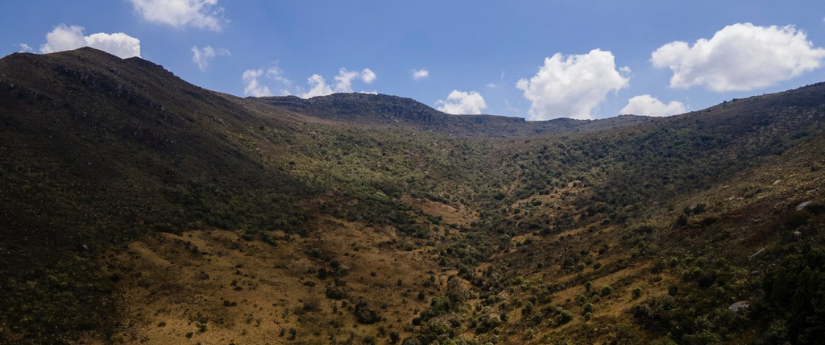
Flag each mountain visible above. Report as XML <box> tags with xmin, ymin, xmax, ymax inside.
<box><xmin>0</xmin><ymin>47</ymin><xmax>823</xmax><ymax>345</ymax></box>
<box><xmin>255</xmin><ymin>93</ymin><xmax>654</xmax><ymax>137</ymax></box>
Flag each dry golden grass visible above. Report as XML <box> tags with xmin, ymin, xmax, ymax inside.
<box><xmin>401</xmin><ymin>196</ymin><xmax>478</xmax><ymax>227</ymax></box>
<box><xmin>111</xmin><ymin>218</ymin><xmax>446</xmax><ymax>344</ymax></box>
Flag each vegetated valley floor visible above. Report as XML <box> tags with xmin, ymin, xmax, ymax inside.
<box><xmin>1</xmin><ymin>48</ymin><xmax>824</xmax><ymax>345</ymax></box>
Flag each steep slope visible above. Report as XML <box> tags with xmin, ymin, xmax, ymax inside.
<box><xmin>0</xmin><ymin>48</ymin><xmax>499</xmax><ymax>344</ymax></box>
<box><xmin>0</xmin><ymin>47</ymin><xmax>319</xmax><ymax>342</ymax></box>
<box><xmin>0</xmin><ymin>47</ymin><xmax>824</xmax><ymax>345</ymax></box>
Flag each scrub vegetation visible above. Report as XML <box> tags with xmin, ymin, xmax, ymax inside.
<box><xmin>1</xmin><ymin>47</ymin><xmax>824</xmax><ymax>344</ymax></box>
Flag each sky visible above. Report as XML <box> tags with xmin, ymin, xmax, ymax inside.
<box><xmin>2</xmin><ymin>1</ymin><xmax>825</xmax><ymax>120</ymax></box>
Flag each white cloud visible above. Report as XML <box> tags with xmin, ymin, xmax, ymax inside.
<box><xmin>128</xmin><ymin>0</ymin><xmax>227</xmax><ymax>31</ymax></box>
<box><xmin>39</xmin><ymin>24</ymin><xmax>140</xmax><ymax>58</ymax></box>
<box><xmin>361</xmin><ymin>68</ymin><xmax>376</xmax><ymax>84</ymax></box>
<box><xmin>332</xmin><ymin>68</ymin><xmax>376</xmax><ymax>93</ymax></box>
<box><xmin>299</xmin><ymin>74</ymin><xmax>334</xmax><ymax>98</ymax></box>
<box><xmin>517</xmin><ymin>49</ymin><xmax>629</xmax><ymax>120</ymax></box>
<box><xmin>242</xmin><ymin>67</ymin><xmax>293</xmax><ymax>97</ymax></box>
<box><xmin>412</xmin><ymin>68</ymin><xmax>429</xmax><ymax>81</ymax></box>
<box><xmin>296</xmin><ymin>68</ymin><xmax>376</xmax><ymax>98</ymax></box>
<box><xmin>191</xmin><ymin>45</ymin><xmax>229</xmax><ymax>71</ymax></box>
<box><xmin>242</xmin><ymin>69</ymin><xmax>271</xmax><ymax>97</ymax></box>
<box><xmin>40</xmin><ymin>25</ymin><xmax>85</xmax><ymax>53</ymax></box>
<box><xmin>333</xmin><ymin>69</ymin><xmax>358</xmax><ymax>92</ymax></box>
<box><xmin>620</xmin><ymin>95</ymin><xmax>687</xmax><ymax>117</ymax></box>
<box><xmin>266</xmin><ymin>67</ymin><xmax>291</xmax><ymax>88</ymax></box>
<box><xmin>436</xmin><ymin>90</ymin><xmax>488</xmax><ymax>115</ymax></box>
<box><xmin>18</xmin><ymin>43</ymin><xmax>33</xmax><ymax>52</ymax></box>
<box><xmin>652</xmin><ymin>23</ymin><xmax>825</xmax><ymax>92</ymax></box>
<box><xmin>243</xmin><ymin>66</ymin><xmax>374</xmax><ymax>99</ymax></box>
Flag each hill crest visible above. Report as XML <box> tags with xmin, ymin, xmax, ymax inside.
<box><xmin>254</xmin><ymin>92</ymin><xmax>656</xmax><ymax>137</ymax></box>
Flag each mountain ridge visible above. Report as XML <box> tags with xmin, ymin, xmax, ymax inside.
<box><xmin>254</xmin><ymin>92</ymin><xmax>656</xmax><ymax>137</ymax></box>
<box><xmin>1</xmin><ymin>47</ymin><xmax>824</xmax><ymax>345</ymax></box>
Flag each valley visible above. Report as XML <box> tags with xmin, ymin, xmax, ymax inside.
<box><xmin>1</xmin><ymin>47</ymin><xmax>824</xmax><ymax>345</ymax></box>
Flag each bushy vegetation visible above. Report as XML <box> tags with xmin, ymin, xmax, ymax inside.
<box><xmin>762</xmin><ymin>245</ymin><xmax>825</xmax><ymax>344</ymax></box>
<box><xmin>1</xmin><ymin>48</ymin><xmax>825</xmax><ymax>344</ymax></box>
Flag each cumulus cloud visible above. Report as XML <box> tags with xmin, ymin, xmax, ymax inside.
<box><xmin>244</xmin><ymin>66</ymin><xmax>375</xmax><ymax>99</ymax></box>
<box><xmin>296</xmin><ymin>68</ymin><xmax>376</xmax><ymax>98</ymax></box>
<box><xmin>39</xmin><ymin>24</ymin><xmax>140</xmax><ymax>58</ymax></box>
<box><xmin>18</xmin><ymin>43</ymin><xmax>33</xmax><ymax>52</ymax></box>
<box><xmin>242</xmin><ymin>67</ymin><xmax>292</xmax><ymax>97</ymax></box>
<box><xmin>333</xmin><ymin>69</ymin><xmax>359</xmax><ymax>92</ymax></box>
<box><xmin>191</xmin><ymin>45</ymin><xmax>229</xmax><ymax>71</ymax></box>
<box><xmin>266</xmin><ymin>67</ymin><xmax>292</xmax><ymax>87</ymax></box>
<box><xmin>620</xmin><ymin>95</ymin><xmax>687</xmax><ymax>117</ymax></box>
<box><xmin>242</xmin><ymin>69</ymin><xmax>271</xmax><ymax>97</ymax></box>
<box><xmin>361</xmin><ymin>68</ymin><xmax>377</xmax><ymax>83</ymax></box>
<box><xmin>412</xmin><ymin>68</ymin><xmax>429</xmax><ymax>80</ymax></box>
<box><xmin>332</xmin><ymin>68</ymin><xmax>376</xmax><ymax>92</ymax></box>
<box><xmin>128</xmin><ymin>0</ymin><xmax>227</xmax><ymax>31</ymax></box>
<box><xmin>652</xmin><ymin>23</ymin><xmax>825</xmax><ymax>92</ymax></box>
<box><xmin>436</xmin><ymin>90</ymin><xmax>488</xmax><ymax>115</ymax></box>
<box><xmin>517</xmin><ymin>49</ymin><xmax>629</xmax><ymax>120</ymax></box>
<box><xmin>300</xmin><ymin>74</ymin><xmax>335</xmax><ymax>98</ymax></box>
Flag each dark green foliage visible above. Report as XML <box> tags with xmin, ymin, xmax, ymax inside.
<box><xmin>583</xmin><ymin>302</ymin><xmax>594</xmax><ymax>313</ymax></box>
<box><xmin>354</xmin><ymin>302</ymin><xmax>381</xmax><ymax>324</ymax></box>
<box><xmin>556</xmin><ymin>310</ymin><xmax>573</xmax><ymax>324</ymax></box>
<box><xmin>601</xmin><ymin>285</ymin><xmax>613</xmax><ymax>296</ymax></box>
<box><xmin>762</xmin><ymin>246</ymin><xmax>825</xmax><ymax>344</ymax></box>
<box><xmin>474</xmin><ymin>314</ymin><xmax>501</xmax><ymax>334</ymax></box>
<box><xmin>632</xmin><ymin>286</ymin><xmax>643</xmax><ymax>299</ymax></box>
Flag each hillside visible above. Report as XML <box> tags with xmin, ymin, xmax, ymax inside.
<box><xmin>255</xmin><ymin>93</ymin><xmax>654</xmax><ymax>137</ymax></box>
<box><xmin>0</xmin><ymin>48</ymin><xmax>823</xmax><ymax>345</ymax></box>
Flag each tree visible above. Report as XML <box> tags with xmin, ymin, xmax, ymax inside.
<box><xmin>762</xmin><ymin>246</ymin><xmax>825</xmax><ymax>344</ymax></box>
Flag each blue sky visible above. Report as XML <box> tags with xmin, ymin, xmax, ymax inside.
<box><xmin>2</xmin><ymin>1</ymin><xmax>825</xmax><ymax>120</ymax></box>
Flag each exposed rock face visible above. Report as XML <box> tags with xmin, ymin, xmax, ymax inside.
<box><xmin>729</xmin><ymin>301</ymin><xmax>750</xmax><ymax>313</ymax></box>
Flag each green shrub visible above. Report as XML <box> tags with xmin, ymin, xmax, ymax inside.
<box><xmin>762</xmin><ymin>246</ymin><xmax>825</xmax><ymax>344</ymax></box>
<box><xmin>632</xmin><ymin>286</ymin><xmax>643</xmax><ymax>299</ymax></box>
<box><xmin>354</xmin><ymin>302</ymin><xmax>381</xmax><ymax>324</ymax></box>
<box><xmin>556</xmin><ymin>310</ymin><xmax>573</xmax><ymax>324</ymax></box>
<box><xmin>601</xmin><ymin>285</ymin><xmax>613</xmax><ymax>296</ymax></box>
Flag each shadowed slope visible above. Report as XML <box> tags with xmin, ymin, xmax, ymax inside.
<box><xmin>0</xmin><ymin>47</ymin><xmax>315</xmax><ymax>342</ymax></box>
